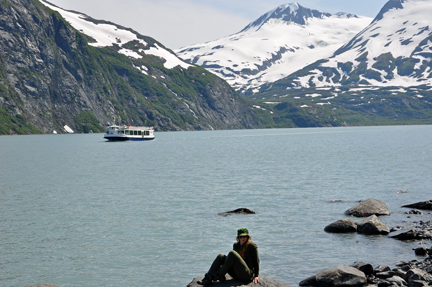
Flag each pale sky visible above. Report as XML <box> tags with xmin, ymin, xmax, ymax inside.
<box><xmin>44</xmin><ymin>0</ymin><xmax>389</xmax><ymax>50</ymax></box>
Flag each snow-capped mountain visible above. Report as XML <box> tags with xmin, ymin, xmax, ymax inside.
<box><xmin>42</xmin><ymin>0</ymin><xmax>191</xmax><ymax>71</ymax></box>
<box><xmin>259</xmin><ymin>0</ymin><xmax>432</xmax><ymax>93</ymax></box>
<box><xmin>176</xmin><ymin>3</ymin><xmax>372</xmax><ymax>93</ymax></box>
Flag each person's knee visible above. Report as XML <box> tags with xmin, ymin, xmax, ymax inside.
<box><xmin>217</xmin><ymin>253</ymin><xmax>225</xmax><ymax>260</ymax></box>
<box><xmin>228</xmin><ymin>250</ymin><xmax>239</xmax><ymax>257</ymax></box>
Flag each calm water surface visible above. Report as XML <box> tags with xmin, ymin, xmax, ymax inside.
<box><xmin>1</xmin><ymin>126</ymin><xmax>432</xmax><ymax>287</ymax></box>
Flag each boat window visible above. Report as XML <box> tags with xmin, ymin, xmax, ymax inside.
<box><xmin>125</xmin><ymin>130</ymin><xmax>129</xmax><ymax>135</ymax></box>
<box><xmin>138</xmin><ymin>131</ymin><xmax>142</xmax><ymax>135</ymax></box>
<box><xmin>145</xmin><ymin>131</ymin><xmax>149</xmax><ymax>136</ymax></box>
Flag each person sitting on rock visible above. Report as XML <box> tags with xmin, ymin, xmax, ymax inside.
<box><xmin>197</xmin><ymin>228</ymin><xmax>260</xmax><ymax>286</ymax></box>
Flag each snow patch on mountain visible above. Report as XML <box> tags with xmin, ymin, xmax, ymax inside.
<box><xmin>42</xmin><ymin>1</ymin><xmax>141</xmax><ymax>47</ymax></box>
<box><xmin>41</xmin><ymin>0</ymin><xmax>191</xmax><ymax>70</ymax></box>
<box><xmin>144</xmin><ymin>44</ymin><xmax>192</xmax><ymax>69</ymax></box>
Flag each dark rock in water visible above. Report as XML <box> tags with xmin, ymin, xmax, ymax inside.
<box><xmin>218</xmin><ymin>208</ymin><xmax>256</xmax><ymax>217</ymax></box>
<box><xmin>299</xmin><ymin>265</ymin><xmax>366</xmax><ymax>287</ymax></box>
<box><xmin>345</xmin><ymin>199</ymin><xmax>390</xmax><ymax>217</ymax></box>
<box><xmin>406</xmin><ymin>209</ymin><xmax>424</xmax><ymax>215</ymax></box>
<box><xmin>187</xmin><ymin>274</ymin><xmax>290</xmax><ymax>286</ymax></box>
<box><xmin>357</xmin><ymin>215</ymin><xmax>390</xmax><ymax>235</ymax></box>
<box><xmin>324</xmin><ymin>218</ymin><xmax>358</xmax><ymax>233</ymax></box>
<box><xmin>375</xmin><ymin>271</ymin><xmax>395</xmax><ymax>279</ymax></box>
<box><xmin>389</xmin><ymin>228</ymin><xmax>418</xmax><ymax>240</ymax></box>
<box><xmin>389</xmin><ymin>228</ymin><xmax>432</xmax><ymax>240</ymax></box>
<box><xmin>414</xmin><ymin>247</ymin><xmax>428</xmax><ymax>256</ymax></box>
<box><xmin>402</xmin><ymin>200</ymin><xmax>432</xmax><ymax>210</ymax></box>
<box><xmin>350</xmin><ymin>262</ymin><xmax>374</xmax><ymax>276</ymax></box>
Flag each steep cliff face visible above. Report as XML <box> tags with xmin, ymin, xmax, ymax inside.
<box><xmin>0</xmin><ymin>0</ymin><xmax>260</xmax><ymax>134</ymax></box>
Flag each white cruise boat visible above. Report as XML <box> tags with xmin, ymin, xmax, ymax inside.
<box><xmin>104</xmin><ymin>125</ymin><xmax>155</xmax><ymax>141</ymax></box>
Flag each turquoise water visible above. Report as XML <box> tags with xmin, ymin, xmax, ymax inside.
<box><xmin>1</xmin><ymin>126</ymin><xmax>432</xmax><ymax>287</ymax></box>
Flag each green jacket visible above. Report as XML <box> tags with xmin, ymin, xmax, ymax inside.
<box><xmin>233</xmin><ymin>241</ymin><xmax>260</xmax><ymax>277</ymax></box>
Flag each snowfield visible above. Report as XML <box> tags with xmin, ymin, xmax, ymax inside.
<box><xmin>176</xmin><ymin>3</ymin><xmax>372</xmax><ymax>92</ymax></box>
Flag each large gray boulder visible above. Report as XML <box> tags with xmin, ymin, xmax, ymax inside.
<box><xmin>299</xmin><ymin>265</ymin><xmax>366</xmax><ymax>287</ymax></box>
<box><xmin>187</xmin><ymin>275</ymin><xmax>290</xmax><ymax>287</ymax></box>
<box><xmin>345</xmin><ymin>199</ymin><xmax>390</xmax><ymax>217</ymax></box>
<box><xmin>324</xmin><ymin>219</ymin><xmax>358</xmax><ymax>233</ymax></box>
<box><xmin>357</xmin><ymin>215</ymin><xmax>390</xmax><ymax>235</ymax></box>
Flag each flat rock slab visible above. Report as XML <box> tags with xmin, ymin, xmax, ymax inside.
<box><xmin>389</xmin><ymin>228</ymin><xmax>432</xmax><ymax>240</ymax></box>
<box><xmin>345</xmin><ymin>198</ymin><xmax>390</xmax><ymax>217</ymax></box>
<box><xmin>402</xmin><ymin>200</ymin><xmax>432</xmax><ymax>210</ymax></box>
<box><xmin>187</xmin><ymin>275</ymin><xmax>290</xmax><ymax>287</ymax></box>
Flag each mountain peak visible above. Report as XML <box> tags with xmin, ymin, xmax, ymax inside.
<box><xmin>240</xmin><ymin>2</ymin><xmax>332</xmax><ymax>32</ymax></box>
<box><xmin>372</xmin><ymin>0</ymin><xmax>404</xmax><ymax>22</ymax></box>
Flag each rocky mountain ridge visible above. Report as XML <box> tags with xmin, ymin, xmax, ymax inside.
<box><xmin>0</xmin><ymin>0</ymin><xmax>261</xmax><ymax>135</ymax></box>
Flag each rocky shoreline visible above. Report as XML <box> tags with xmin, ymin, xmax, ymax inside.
<box><xmin>187</xmin><ymin>199</ymin><xmax>432</xmax><ymax>287</ymax></box>
<box><xmin>299</xmin><ymin>199</ymin><xmax>432</xmax><ymax>287</ymax></box>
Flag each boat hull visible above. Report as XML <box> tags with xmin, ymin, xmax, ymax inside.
<box><xmin>104</xmin><ymin>136</ymin><xmax>155</xmax><ymax>141</ymax></box>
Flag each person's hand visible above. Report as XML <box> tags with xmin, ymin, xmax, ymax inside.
<box><xmin>253</xmin><ymin>276</ymin><xmax>259</xmax><ymax>284</ymax></box>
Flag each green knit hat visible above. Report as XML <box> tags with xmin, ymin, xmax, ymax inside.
<box><xmin>237</xmin><ymin>228</ymin><xmax>249</xmax><ymax>237</ymax></box>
